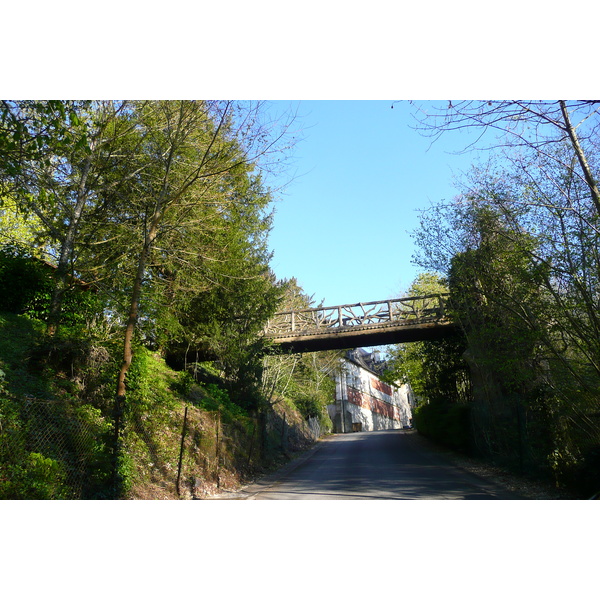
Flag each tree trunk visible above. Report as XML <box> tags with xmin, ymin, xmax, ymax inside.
<box><xmin>46</xmin><ymin>155</ymin><xmax>93</xmax><ymax>335</ymax></box>
<box><xmin>111</xmin><ymin>219</ymin><xmax>160</xmax><ymax>496</ymax></box>
<box><xmin>559</xmin><ymin>100</ymin><xmax>600</xmax><ymax>216</ymax></box>
<box><xmin>115</xmin><ymin>223</ymin><xmax>159</xmax><ymax>399</ymax></box>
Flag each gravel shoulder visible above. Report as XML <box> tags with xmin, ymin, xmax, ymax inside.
<box><xmin>410</xmin><ymin>431</ymin><xmax>579</xmax><ymax>499</ymax></box>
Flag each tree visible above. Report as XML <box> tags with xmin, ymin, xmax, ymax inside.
<box><xmin>413</xmin><ymin>173</ymin><xmax>600</xmax><ymax>482</ymax></box>
<box><xmin>411</xmin><ymin>100</ymin><xmax>600</xmax><ymax>212</ymax></box>
<box><xmin>166</xmin><ymin>171</ymin><xmax>282</xmax><ymax>411</ymax></box>
<box><xmin>77</xmin><ymin>100</ymin><xmax>297</xmax><ymax>482</ymax></box>
<box><xmin>1</xmin><ymin>100</ymin><xmax>76</xmax><ymax>191</ymax></box>
<box><xmin>1</xmin><ymin>99</ymin><xmax>301</xmax><ymax>496</ymax></box>
<box><xmin>382</xmin><ymin>273</ymin><xmax>470</xmax><ymax>449</ymax></box>
<box><xmin>389</xmin><ymin>100</ymin><xmax>600</xmax><ymax>485</ymax></box>
<box><xmin>260</xmin><ymin>278</ymin><xmax>341</xmax><ymax>426</ymax></box>
<box><xmin>0</xmin><ymin>197</ymin><xmax>48</xmax><ymax>257</ymax></box>
<box><xmin>384</xmin><ymin>272</ymin><xmax>469</xmax><ymax>404</ymax></box>
<box><xmin>1</xmin><ymin>100</ymin><xmax>148</xmax><ymax>334</ymax></box>
<box><xmin>411</xmin><ymin>101</ymin><xmax>600</xmax><ymax>382</ymax></box>
<box><xmin>24</xmin><ymin>100</ymin><xmax>295</xmax><ymax>493</ymax></box>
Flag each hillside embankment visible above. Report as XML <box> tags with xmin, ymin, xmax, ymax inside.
<box><xmin>0</xmin><ymin>312</ymin><xmax>322</xmax><ymax>500</ymax></box>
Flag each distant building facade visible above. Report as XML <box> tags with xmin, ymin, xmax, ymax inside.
<box><xmin>327</xmin><ymin>349</ymin><xmax>415</xmax><ymax>433</ymax></box>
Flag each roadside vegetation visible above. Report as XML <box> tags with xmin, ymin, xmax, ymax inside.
<box><xmin>0</xmin><ymin>101</ymin><xmax>335</xmax><ymax>499</ymax></box>
<box><xmin>385</xmin><ymin>102</ymin><xmax>600</xmax><ymax>498</ymax></box>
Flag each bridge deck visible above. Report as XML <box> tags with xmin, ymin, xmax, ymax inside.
<box><xmin>266</xmin><ymin>319</ymin><xmax>457</xmax><ymax>353</ymax></box>
<box><xmin>263</xmin><ymin>294</ymin><xmax>456</xmax><ymax>353</ymax></box>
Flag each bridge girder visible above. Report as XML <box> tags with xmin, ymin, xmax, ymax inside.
<box><xmin>263</xmin><ymin>294</ymin><xmax>457</xmax><ymax>353</ymax></box>
<box><xmin>264</xmin><ymin>320</ymin><xmax>458</xmax><ymax>354</ymax></box>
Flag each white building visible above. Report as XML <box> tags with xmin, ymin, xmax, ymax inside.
<box><xmin>327</xmin><ymin>349</ymin><xmax>415</xmax><ymax>433</ymax></box>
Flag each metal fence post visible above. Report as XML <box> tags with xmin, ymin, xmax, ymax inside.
<box><xmin>111</xmin><ymin>394</ymin><xmax>125</xmax><ymax>499</ymax></box>
<box><xmin>281</xmin><ymin>414</ymin><xmax>287</xmax><ymax>451</ymax></box>
<box><xmin>246</xmin><ymin>421</ymin><xmax>257</xmax><ymax>470</ymax></box>
<box><xmin>259</xmin><ymin>410</ymin><xmax>266</xmax><ymax>459</ymax></box>
<box><xmin>176</xmin><ymin>405</ymin><xmax>189</xmax><ymax>497</ymax></box>
<box><xmin>216</xmin><ymin>409</ymin><xmax>221</xmax><ymax>488</ymax></box>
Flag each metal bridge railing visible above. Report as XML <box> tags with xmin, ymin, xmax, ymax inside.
<box><xmin>265</xmin><ymin>294</ymin><xmax>449</xmax><ymax>337</ymax></box>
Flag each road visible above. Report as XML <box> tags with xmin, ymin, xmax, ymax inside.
<box><xmin>236</xmin><ymin>429</ymin><xmax>523</xmax><ymax>500</ymax></box>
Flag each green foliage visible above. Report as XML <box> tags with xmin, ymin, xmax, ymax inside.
<box><xmin>1</xmin><ymin>101</ymin><xmax>84</xmax><ymax>183</ymax></box>
<box><xmin>447</xmin><ymin>204</ymin><xmax>547</xmax><ymax>390</ymax></box>
<box><xmin>384</xmin><ymin>273</ymin><xmax>470</xmax><ymax>405</ymax></box>
<box><xmin>69</xmin><ymin>404</ymin><xmax>114</xmax><ymax>497</ymax></box>
<box><xmin>60</xmin><ymin>287</ymin><xmax>105</xmax><ymax>327</ymax></box>
<box><xmin>112</xmin><ymin>449</ymin><xmax>135</xmax><ymax>500</ymax></box>
<box><xmin>383</xmin><ymin>273</ymin><xmax>471</xmax><ymax>451</ymax></box>
<box><xmin>0</xmin><ymin>452</ymin><xmax>68</xmax><ymax>500</ymax></box>
<box><xmin>0</xmin><ymin>308</ymin><xmax>318</xmax><ymax>499</ymax></box>
<box><xmin>163</xmin><ymin>169</ymin><xmax>281</xmax><ymax>413</ymax></box>
<box><xmin>386</xmin><ymin>335</ymin><xmax>469</xmax><ymax>401</ymax></box>
<box><xmin>125</xmin><ymin>346</ymin><xmax>151</xmax><ymax>399</ymax></box>
<box><xmin>406</xmin><ymin>271</ymin><xmax>449</xmax><ymax>297</ymax></box>
<box><xmin>413</xmin><ymin>402</ymin><xmax>471</xmax><ymax>451</ymax></box>
<box><xmin>0</xmin><ymin>246</ymin><xmax>54</xmax><ymax>317</ymax></box>
<box><xmin>384</xmin><ymin>329</ymin><xmax>471</xmax><ymax>451</ymax></box>
<box><xmin>0</xmin><ymin>384</ymin><xmax>115</xmax><ymax>499</ymax></box>
<box><xmin>0</xmin><ymin>312</ymin><xmax>49</xmax><ymax>400</ymax></box>
<box><xmin>191</xmin><ymin>383</ymin><xmax>249</xmax><ymax>421</ymax></box>
<box><xmin>0</xmin><ymin>312</ymin><xmax>117</xmax><ymax>498</ymax></box>
<box><xmin>285</xmin><ymin>355</ymin><xmax>337</xmax><ymax>421</ymax></box>
<box><xmin>170</xmin><ymin>371</ymin><xmax>195</xmax><ymax>396</ymax></box>
<box><xmin>0</xmin><ymin>246</ymin><xmax>105</xmax><ymax>327</ymax></box>
<box><xmin>0</xmin><ymin>100</ymin><xmax>315</xmax><ymax>497</ymax></box>
<box><xmin>126</xmin><ymin>346</ymin><xmax>181</xmax><ymax>412</ymax></box>
<box><xmin>0</xmin><ymin>197</ymin><xmax>49</xmax><ymax>254</ymax></box>
<box><xmin>291</xmin><ymin>389</ymin><xmax>331</xmax><ymax>421</ymax></box>
<box><xmin>261</xmin><ymin>347</ymin><xmax>339</xmax><ymax>431</ymax></box>
<box><xmin>411</xmin><ymin>174</ymin><xmax>600</xmax><ymax>492</ymax></box>
<box><xmin>259</xmin><ymin>277</ymin><xmax>338</xmax><ymax>426</ymax></box>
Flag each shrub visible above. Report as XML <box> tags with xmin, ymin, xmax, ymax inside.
<box><xmin>0</xmin><ymin>452</ymin><xmax>68</xmax><ymax>499</ymax></box>
<box><xmin>292</xmin><ymin>392</ymin><xmax>324</xmax><ymax>421</ymax></box>
<box><xmin>0</xmin><ymin>246</ymin><xmax>104</xmax><ymax>325</ymax></box>
<box><xmin>0</xmin><ymin>246</ymin><xmax>54</xmax><ymax>317</ymax></box>
<box><xmin>414</xmin><ymin>402</ymin><xmax>471</xmax><ymax>451</ymax></box>
<box><xmin>188</xmin><ymin>382</ymin><xmax>248</xmax><ymax>421</ymax></box>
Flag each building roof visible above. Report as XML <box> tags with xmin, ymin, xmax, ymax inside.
<box><xmin>344</xmin><ymin>348</ymin><xmax>387</xmax><ymax>376</ymax></box>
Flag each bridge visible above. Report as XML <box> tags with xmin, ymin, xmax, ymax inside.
<box><xmin>263</xmin><ymin>294</ymin><xmax>457</xmax><ymax>353</ymax></box>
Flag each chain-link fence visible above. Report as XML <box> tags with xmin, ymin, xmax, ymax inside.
<box><xmin>0</xmin><ymin>396</ymin><xmax>113</xmax><ymax>499</ymax></box>
<box><xmin>1</xmin><ymin>391</ymin><xmax>324</xmax><ymax>500</ymax></box>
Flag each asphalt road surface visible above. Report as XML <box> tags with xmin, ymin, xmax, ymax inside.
<box><xmin>238</xmin><ymin>429</ymin><xmax>523</xmax><ymax>500</ymax></box>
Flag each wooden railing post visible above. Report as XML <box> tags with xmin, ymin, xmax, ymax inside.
<box><xmin>437</xmin><ymin>295</ymin><xmax>445</xmax><ymax>317</ymax></box>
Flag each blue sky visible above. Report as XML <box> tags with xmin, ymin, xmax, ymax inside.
<box><xmin>265</xmin><ymin>100</ymin><xmax>481</xmax><ymax>307</ymax></box>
